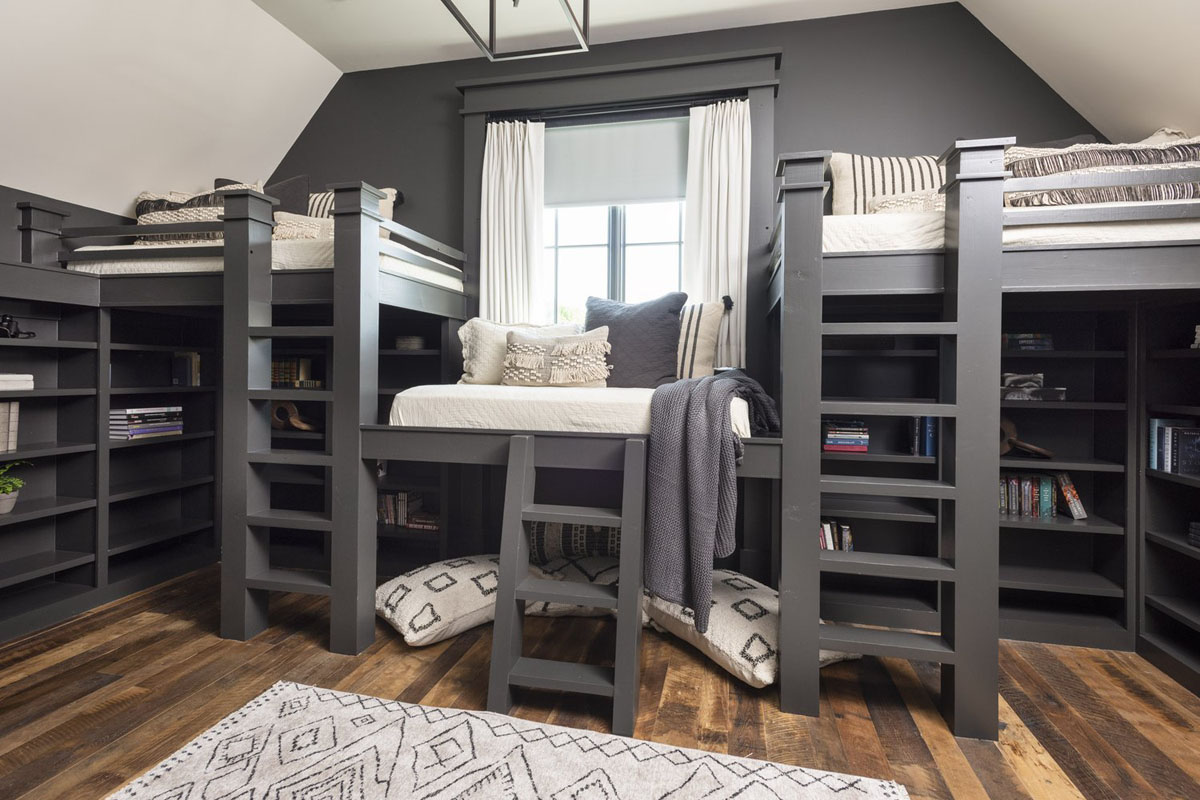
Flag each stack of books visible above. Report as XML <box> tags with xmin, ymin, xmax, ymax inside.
<box><xmin>394</xmin><ymin>335</ymin><xmax>426</xmax><ymax>351</ymax></box>
<box><xmin>407</xmin><ymin>511</ymin><xmax>440</xmax><ymax>532</ymax></box>
<box><xmin>109</xmin><ymin>406</ymin><xmax>183</xmax><ymax>440</ymax></box>
<box><xmin>271</xmin><ymin>357</ymin><xmax>323</xmax><ymax>390</ymax></box>
<box><xmin>1001</xmin><ymin>372</ymin><xmax>1067</xmax><ymax>402</ymax></box>
<box><xmin>0</xmin><ymin>374</ymin><xmax>32</xmax><ymax>452</ymax></box>
<box><xmin>818</xmin><ymin>518</ymin><xmax>854</xmax><ymax>550</ymax></box>
<box><xmin>910</xmin><ymin>416</ymin><xmax>937</xmax><ymax>456</ymax></box>
<box><xmin>171</xmin><ymin>352</ymin><xmax>202</xmax><ymax>387</ymax></box>
<box><xmin>377</xmin><ymin>490</ymin><xmax>424</xmax><ymax>526</ymax></box>
<box><xmin>1188</xmin><ymin>522</ymin><xmax>1200</xmax><ymax>548</ymax></box>
<box><xmin>1002</xmin><ymin>332</ymin><xmax>1054</xmax><ymax>351</ymax></box>
<box><xmin>1192</xmin><ymin>326</ymin><xmax>1200</xmax><ymax>350</ymax></box>
<box><xmin>1148</xmin><ymin>417</ymin><xmax>1200</xmax><ymax>474</ymax></box>
<box><xmin>999</xmin><ymin>471</ymin><xmax>1086</xmax><ymax>520</ymax></box>
<box><xmin>823</xmin><ymin>419</ymin><xmax>868</xmax><ymax>453</ymax></box>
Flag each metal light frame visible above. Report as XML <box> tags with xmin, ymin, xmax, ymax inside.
<box><xmin>439</xmin><ymin>0</ymin><xmax>590</xmax><ymax>61</ymax></box>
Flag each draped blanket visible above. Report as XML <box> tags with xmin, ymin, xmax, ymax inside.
<box><xmin>644</xmin><ymin>371</ymin><xmax>779</xmax><ymax>632</ymax></box>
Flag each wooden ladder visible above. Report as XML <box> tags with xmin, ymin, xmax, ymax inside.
<box><xmin>487</xmin><ymin>434</ymin><xmax>646</xmax><ymax>737</ymax></box>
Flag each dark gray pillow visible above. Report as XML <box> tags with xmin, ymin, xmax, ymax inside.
<box><xmin>585</xmin><ymin>293</ymin><xmax>687</xmax><ymax>388</ymax></box>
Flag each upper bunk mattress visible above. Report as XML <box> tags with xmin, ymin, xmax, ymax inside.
<box><xmin>823</xmin><ymin>200</ymin><xmax>1200</xmax><ymax>253</ymax></box>
<box><xmin>389</xmin><ymin>384</ymin><xmax>753</xmax><ymax>438</ymax></box>
<box><xmin>65</xmin><ymin>239</ymin><xmax>464</xmax><ymax>292</ymax></box>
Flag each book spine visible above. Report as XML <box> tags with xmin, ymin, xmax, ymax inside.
<box><xmin>1165</xmin><ymin>427</ymin><xmax>1176</xmax><ymax>473</ymax></box>
<box><xmin>1039</xmin><ymin>475</ymin><xmax>1053</xmax><ymax>518</ymax></box>
<box><xmin>1055</xmin><ymin>472</ymin><xmax>1087</xmax><ymax>520</ymax></box>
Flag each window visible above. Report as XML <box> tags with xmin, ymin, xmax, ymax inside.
<box><xmin>544</xmin><ymin>201</ymin><xmax>684</xmax><ymax>323</ymax></box>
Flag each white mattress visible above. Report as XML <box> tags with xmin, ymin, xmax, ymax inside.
<box><xmin>823</xmin><ymin>201</ymin><xmax>1200</xmax><ymax>253</ymax></box>
<box><xmin>390</xmin><ymin>384</ymin><xmax>753</xmax><ymax>438</ymax></box>
<box><xmin>66</xmin><ymin>239</ymin><xmax>465</xmax><ymax>292</ymax></box>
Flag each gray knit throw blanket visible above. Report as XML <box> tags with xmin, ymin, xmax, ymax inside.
<box><xmin>644</xmin><ymin>371</ymin><xmax>779</xmax><ymax>632</ymax></box>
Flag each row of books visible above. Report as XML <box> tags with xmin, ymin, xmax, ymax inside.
<box><xmin>823</xmin><ymin>419</ymin><xmax>867</xmax><ymax>453</ymax></box>
<box><xmin>1191</xmin><ymin>325</ymin><xmax>1200</xmax><ymax>350</ymax></box>
<box><xmin>1001</xmin><ymin>371</ymin><xmax>1066</xmax><ymax>402</ymax></box>
<box><xmin>1002</xmin><ymin>332</ymin><xmax>1054</xmax><ymax>351</ymax></box>
<box><xmin>910</xmin><ymin>416</ymin><xmax>937</xmax><ymax>456</ymax></box>
<box><xmin>1188</xmin><ymin>521</ymin><xmax>1200</xmax><ymax>548</ymax></box>
<box><xmin>272</xmin><ymin>357</ymin><xmax>324</xmax><ymax>390</ymax></box>
<box><xmin>377</xmin><ymin>490</ymin><xmax>432</xmax><ymax>528</ymax></box>
<box><xmin>0</xmin><ymin>375</ymin><xmax>28</xmax><ymax>451</ymax></box>
<box><xmin>818</xmin><ymin>519</ymin><xmax>854</xmax><ymax>550</ymax></box>
<box><xmin>171</xmin><ymin>352</ymin><xmax>203</xmax><ymax>387</ymax></box>
<box><xmin>1148</xmin><ymin>418</ymin><xmax>1200</xmax><ymax>475</ymax></box>
<box><xmin>999</xmin><ymin>471</ymin><xmax>1086</xmax><ymax>520</ymax></box>
<box><xmin>110</xmin><ymin>406</ymin><xmax>183</xmax><ymax>440</ymax></box>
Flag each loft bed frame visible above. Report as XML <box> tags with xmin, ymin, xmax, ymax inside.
<box><xmin>773</xmin><ymin>140</ymin><xmax>1200</xmax><ymax>741</ymax></box>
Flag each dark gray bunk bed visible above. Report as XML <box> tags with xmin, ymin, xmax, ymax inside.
<box><xmin>4</xmin><ymin>185</ymin><xmax>469</xmax><ymax>652</ymax></box>
<box><xmin>774</xmin><ymin>140</ymin><xmax>1200</xmax><ymax>741</ymax></box>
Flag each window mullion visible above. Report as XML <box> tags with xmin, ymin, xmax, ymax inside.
<box><xmin>609</xmin><ymin>205</ymin><xmax>624</xmax><ymax>301</ymax></box>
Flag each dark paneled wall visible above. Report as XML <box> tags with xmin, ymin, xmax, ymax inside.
<box><xmin>272</xmin><ymin>3</ymin><xmax>1098</xmax><ymax>248</ymax></box>
<box><xmin>1</xmin><ymin>184</ymin><xmax>129</xmax><ymax>265</ymax></box>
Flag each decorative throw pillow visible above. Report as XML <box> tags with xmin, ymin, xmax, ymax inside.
<box><xmin>308</xmin><ymin>188</ymin><xmax>401</xmax><ymax>238</ymax></box>
<box><xmin>829</xmin><ymin>152</ymin><xmax>945</xmax><ymax>215</ymax></box>
<box><xmin>272</xmin><ymin>212</ymin><xmax>334</xmax><ymax>241</ymax></box>
<box><xmin>501</xmin><ymin>327</ymin><xmax>611</xmax><ymax>388</ymax></box>
<box><xmin>1137</xmin><ymin>127</ymin><xmax>1189</xmax><ymax>145</ymax></box>
<box><xmin>645</xmin><ymin>569</ymin><xmax>858</xmax><ymax>688</ymax></box>
<box><xmin>134</xmin><ymin>182</ymin><xmax>262</xmax><ymax>243</ymax></box>
<box><xmin>217</xmin><ymin>175</ymin><xmax>310</xmax><ymax>215</ymax></box>
<box><xmin>677</xmin><ymin>302</ymin><xmax>725</xmax><ymax>378</ymax></box>
<box><xmin>585</xmin><ymin>292</ymin><xmax>687</xmax><ymax>388</ymax></box>
<box><xmin>867</xmin><ymin>188</ymin><xmax>946</xmax><ymax>215</ymax></box>
<box><xmin>525</xmin><ymin>556</ymin><xmax>618</xmax><ymax>618</ymax></box>
<box><xmin>528</xmin><ymin>522</ymin><xmax>621</xmax><ymax>564</ymax></box>
<box><xmin>457</xmin><ymin>318</ymin><xmax>580</xmax><ymax>385</ymax></box>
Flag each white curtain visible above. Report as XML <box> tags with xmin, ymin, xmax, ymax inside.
<box><xmin>480</xmin><ymin>120</ymin><xmax>548</xmax><ymax>324</ymax></box>
<box><xmin>683</xmin><ymin>99</ymin><xmax>751</xmax><ymax>368</ymax></box>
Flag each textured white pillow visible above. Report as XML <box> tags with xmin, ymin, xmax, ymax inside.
<box><xmin>458</xmin><ymin>318</ymin><xmax>581</xmax><ymax>385</ymax></box>
<box><xmin>677</xmin><ymin>302</ymin><xmax>725</xmax><ymax>378</ymax></box>
<box><xmin>307</xmin><ymin>187</ymin><xmax>398</xmax><ymax>239</ymax></box>
<box><xmin>646</xmin><ymin>569</ymin><xmax>858</xmax><ymax>688</ymax></box>
<box><xmin>829</xmin><ymin>152</ymin><xmax>945</xmax><ymax>215</ymax></box>
<box><xmin>272</xmin><ymin>212</ymin><xmax>334</xmax><ymax>241</ymax></box>
<box><xmin>1137</xmin><ymin>127</ymin><xmax>1190</xmax><ymax>145</ymax></box>
<box><xmin>867</xmin><ymin>189</ymin><xmax>946</xmax><ymax>215</ymax></box>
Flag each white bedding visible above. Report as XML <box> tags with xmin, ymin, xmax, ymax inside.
<box><xmin>389</xmin><ymin>384</ymin><xmax>753</xmax><ymax>438</ymax></box>
<box><xmin>66</xmin><ymin>239</ymin><xmax>465</xmax><ymax>292</ymax></box>
<box><xmin>823</xmin><ymin>200</ymin><xmax>1200</xmax><ymax>253</ymax></box>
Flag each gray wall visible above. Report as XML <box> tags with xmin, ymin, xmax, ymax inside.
<box><xmin>272</xmin><ymin>3</ymin><xmax>1099</xmax><ymax>248</ymax></box>
<box><xmin>1</xmin><ymin>184</ymin><xmax>129</xmax><ymax>266</ymax></box>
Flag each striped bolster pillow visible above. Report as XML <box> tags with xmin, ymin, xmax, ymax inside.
<box><xmin>830</xmin><ymin>153</ymin><xmax>946</xmax><ymax>215</ymax></box>
<box><xmin>677</xmin><ymin>302</ymin><xmax>725</xmax><ymax>379</ymax></box>
<box><xmin>308</xmin><ymin>188</ymin><xmax>400</xmax><ymax>238</ymax></box>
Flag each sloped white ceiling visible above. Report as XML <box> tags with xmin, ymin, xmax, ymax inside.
<box><xmin>961</xmin><ymin>0</ymin><xmax>1200</xmax><ymax>143</ymax></box>
<box><xmin>0</xmin><ymin>1</ymin><xmax>340</xmax><ymax>216</ymax></box>
<box><xmin>251</xmin><ymin>0</ymin><xmax>952</xmax><ymax>72</ymax></box>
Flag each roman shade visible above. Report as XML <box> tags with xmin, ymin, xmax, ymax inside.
<box><xmin>544</xmin><ymin>117</ymin><xmax>688</xmax><ymax>206</ymax></box>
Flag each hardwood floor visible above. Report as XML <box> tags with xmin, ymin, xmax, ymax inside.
<box><xmin>1</xmin><ymin>565</ymin><xmax>1197</xmax><ymax>800</ymax></box>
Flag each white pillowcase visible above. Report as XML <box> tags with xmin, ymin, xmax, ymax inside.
<box><xmin>829</xmin><ymin>152</ymin><xmax>945</xmax><ymax>215</ymax></box>
<box><xmin>677</xmin><ymin>302</ymin><xmax>725</xmax><ymax>378</ymax></box>
<box><xmin>646</xmin><ymin>569</ymin><xmax>858</xmax><ymax>688</ymax></box>
<box><xmin>458</xmin><ymin>318</ymin><xmax>581</xmax><ymax>384</ymax></box>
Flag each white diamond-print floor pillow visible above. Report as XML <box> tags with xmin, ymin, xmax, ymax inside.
<box><xmin>646</xmin><ymin>569</ymin><xmax>859</xmax><ymax>688</ymax></box>
<box><xmin>376</xmin><ymin>555</ymin><xmax>516</xmax><ymax>646</ymax></box>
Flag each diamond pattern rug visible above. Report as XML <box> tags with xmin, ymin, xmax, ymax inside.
<box><xmin>106</xmin><ymin>681</ymin><xmax>909</xmax><ymax>799</ymax></box>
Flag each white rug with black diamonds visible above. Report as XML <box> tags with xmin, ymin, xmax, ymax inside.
<box><xmin>106</xmin><ymin>681</ymin><xmax>908</xmax><ymax>799</ymax></box>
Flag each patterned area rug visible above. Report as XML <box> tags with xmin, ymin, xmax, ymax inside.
<box><xmin>106</xmin><ymin>681</ymin><xmax>909</xmax><ymax>799</ymax></box>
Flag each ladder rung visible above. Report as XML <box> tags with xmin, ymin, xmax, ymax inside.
<box><xmin>522</xmin><ymin>504</ymin><xmax>622</xmax><ymax>527</ymax></box>
<box><xmin>516</xmin><ymin>577</ymin><xmax>619</xmax><ymax>609</ymax></box>
<box><xmin>819</xmin><ymin>550</ymin><xmax>954</xmax><ymax>581</ymax></box>
<box><xmin>822</xmin><ymin>322</ymin><xmax>957</xmax><ymax>336</ymax></box>
<box><xmin>507</xmin><ymin>657</ymin><xmax>615</xmax><ymax>696</ymax></box>
<box><xmin>820</xmin><ymin>475</ymin><xmax>956</xmax><ymax>500</ymax></box>
<box><xmin>246</xmin><ymin>508</ymin><xmax>333</xmax><ymax>531</ymax></box>
<box><xmin>248</xmin><ymin>326</ymin><xmax>334</xmax><ymax>338</ymax></box>
<box><xmin>819</xmin><ymin>623</ymin><xmax>956</xmax><ymax>664</ymax></box>
<box><xmin>245</xmin><ymin>568</ymin><xmax>332</xmax><ymax>596</ymax></box>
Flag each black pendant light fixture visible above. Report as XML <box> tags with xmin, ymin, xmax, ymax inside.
<box><xmin>439</xmin><ymin>0</ymin><xmax>589</xmax><ymax>61</ymax></box>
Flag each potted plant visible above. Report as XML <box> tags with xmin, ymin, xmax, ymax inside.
<box><xmin>0</xmin><ymin>460</ymin><xmax>29</xmax><ymax>514</ymax></box>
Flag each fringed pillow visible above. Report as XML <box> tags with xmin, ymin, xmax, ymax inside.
<box><xmin>457</xmin><ymin>318</ymin><xmax>581</xmax><ymax>385</ymax></box>
<box><xmin>500</xmin><ymin>327</ymin><xmax>611</xmax><ymax>388</ymax></box>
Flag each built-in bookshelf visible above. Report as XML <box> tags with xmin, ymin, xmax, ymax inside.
<box><xmin>1138</xmin><ymin>294</ymin><xmax>1200</xmax><ymax>694</ymax></box>
<box><xmin>0</xmin><ymin>300</ymin><xmax>219</xmax><ymax>640</ymax></box>
<box><xmin>996</xmin><ymin>298</ymin><xmax>1135</xmax><ymax>649</ymax></box>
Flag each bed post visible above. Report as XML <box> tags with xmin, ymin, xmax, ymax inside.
<box><xmin>940</xmin><ymin>138</ymin><xmax>1011</xmax><ymax>739</ymax></box>
<box><xmin>775</xmin><ymin>151</ymin><xmax>831</xmax><ymax>716</ymax></box>
<box><xmin>16</xmin><ymin>201</ymin><xmax>69</xmax><ymax>266</ymax></box>
<box><xmin>329</xmin><ymin>182</ymin><xmax>384</xmax><ymax>655</ymax></box>
<box><xmin>220</xmin><ymin>189</ymin><xmax>277</xmax><ymax>641</ymax></box>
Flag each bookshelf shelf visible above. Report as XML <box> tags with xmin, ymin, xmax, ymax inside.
<box><xmin>108</xmin><ymin>475</ymin><xmax>214</xmax><ymax>503</ymax></box>
<box><xmin>821</xmin><ymin>494</ymin><xmax>937</xmax><ymax>524</ymax></box>
<box><xmin>109</xmin><ymin>342</ymin><xmax>216</xmax><ymax>353</ymax></box>
<box><xmin>998</xmin><ymin>564</ymin><xmax>1123</xmax><ymax>597</ymax></box>
<box><xmin>1146</xmin><ymin>595</ymin><xmax>1200</xmax><ymax>634</ymax></box>
<box><xmin>111</xmin><ymin>386</ymin><xmax>216</xmax><ymax>395</ymax></box>
<box><xmin>379</xmin><ymin>349</ymin><xmax>441</xmax><ymax>357</ymax></box>
<box><xmin>999</xmin><ymin>513</ymin><xmax>1124</xmax><ymax>535</ymax></box>
<box><xmin>108</xmin><ymin>431</ymin><xmax>215</xmax><ymax>450</ymax></box>
<box><xmin>999</xmin><ymin>456</ymin><xmax>1124</xmax><ymax>473</ymax></box>
<box><xmin>822</xmin><ymin>349</ymin><xmax>939</xmax><ymax>358</ymax></box>
<box><xmin>1146</xmin><ymin>529</ymin><xmax>1200</xmax><ymax>561</ymax></box>
<box><xmin>108</xmin><ymin>519</ymin><xmax>214</xmax><ymax>556</ymax></box>
<box><xmin>1146</xmin><ymin>469</ymin><xmax>1200</xmax><ymax>489</ymax></box>
<box><xmin>1147</xmin><ymin>404</ymin><xmax>1200</xmax><ymax>417</ymax></box>
<box><xmin>0</xmin><ymin>339</ymin><xmax>96</xmax><ymax>350</ymax></box>
<box><xmin>822</xmin><ymin>451</ymin><xmax>936</xmax><ymax>465</ymax></box>
<box><xmin>1001</xmin><ymin>350</ymin><xmax>1125</xmax><ymax>359</ymax></box>
<box><xmin>819</xmin><ymin>550</ymin><xmax>953</xmax><ymax>581</ymax></box>
<box><xmin>0</xmin><ymin>495</ymin><xmax>97</xmax><ymax>528</ymax></box>
<box><xmin>1148</xmin><ymin>349</ymin><xmax>1200</xmax><ymax>360</ymax></box>
<box><xmin>0</xmin><ymin>550</ymin><xmax>96</xmax><ymax>590</ymax></box>
<box><xmin>249</xmin><ymin>389</ymin><xmax>334</xmax><ymax>402</ymax></box>
<box><xmin>0</xmin><ymin>441</ymin><xmax>95</xmax><ymax>460</ymax></box>
<box><xmin>1000</xmin><ymin>400</ymin><xmax>1126</xmax><ymax>411</ymax></box>
<box><xmin>0</xmin><ymin>388</ymin><xmax>96</xmax><ymax>399</ymax></box>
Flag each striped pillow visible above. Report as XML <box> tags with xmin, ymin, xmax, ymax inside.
<box><xmin>677</xmin><ymin>302</ymin><xmax>725</xmax><ymax>379</ymax></box>
<box><xmin>308</xmin><ymin>188</ymin><xmax>400</xmax><ymax>239</ymax></box>
<box><xmin>829</xmin><ymin>153</ymin><xmax>945</xmax><ymax>215</ymax></box>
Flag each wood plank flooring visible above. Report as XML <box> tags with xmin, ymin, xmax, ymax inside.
<box><xmin>0</xmin><ymin>565</ymin><xmax>1197</xmax><ymax>800</ymax></box>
